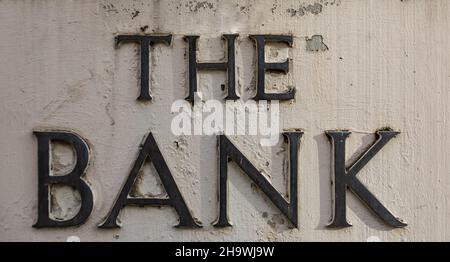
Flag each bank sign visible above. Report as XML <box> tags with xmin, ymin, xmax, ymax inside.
<box><xmin>4</xmin><ymin>0</ymin><xmax>444</xmax><ymax>242</ymax></box>
<box><xmin>31</xmin><ymin>31</ymin><xmax>407</xmax><ymax>230</ymax></box>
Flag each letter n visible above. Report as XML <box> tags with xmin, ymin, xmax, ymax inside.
<box><xmin>326</xmin><ymin>130</ymin><xmax>407</xmax><ymax>228</ymax></box>
<box><xmin>214</xmin><ymin>131</ymin><xmax>303</xmax><ymax>227</ymax></box>
<box><xmin>98</xmin><ymin>132</ymin><xmax>201</xmax><ymax>228</ymax></box>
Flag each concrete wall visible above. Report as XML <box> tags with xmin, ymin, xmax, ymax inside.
<box><xmin>0</xmin><ymin>0</ymin><xmax>449</xmax><ymax>241</ymax></box>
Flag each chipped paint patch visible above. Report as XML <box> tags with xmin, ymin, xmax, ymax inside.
<box><xmin>286</xmin><ymin>0</ymin><xmax>341</xmax><ymax>17</ymax></box>
<box><xmin>50</xmin><ymin>185</ymin><xmax>81</xmax><ymax>221</ymax></box>
<box><xmin>265</xmin><ymin>213</ymin><xmax>289</xmax><ymax>232</ymax></box>
<box><xmin>304</xmin><ymin>3</ymin><xmax>323</xmax><ymax>15</ymax></box>
<box><xmin>176</xmin><ymin>0</ymin><xmax>216</xmax><ymax>13</ymax></box>
<box><xmin>130</xmin><ymin>160</ymin><xmax>168</xmax><ymax>198</ymax></box>
<box><xmin>51</xmin><ymin>141</ymin><xmax>76</xmax><ymax>175</ymax></box>
<box><xmin>306</xmin><ymin>35</ymin><xmax>328</xmax><ymax>52</ymax></box>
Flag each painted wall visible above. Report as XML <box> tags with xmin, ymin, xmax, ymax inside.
<box><xmin>0</xmin><ymin>0</ymin><xmax>449</xmax><ymax>241</ymax></box>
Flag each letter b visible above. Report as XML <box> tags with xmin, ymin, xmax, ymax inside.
<box><xmin>33</xmin><ymin>130</ymin><xmax>93</xmax><ymax>228</ymax></box>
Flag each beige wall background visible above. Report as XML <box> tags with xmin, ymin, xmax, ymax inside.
<box><xmin>0</xmin><ymin>0</ymin><xmax>449</xmax><ymax>241</ymax></box>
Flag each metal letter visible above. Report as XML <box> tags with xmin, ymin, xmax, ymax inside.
<box><xmin>98</xmin><ymin>132</ymin><xmax>201</xmax><ymax>228</ymax></box>
<box><xmin>33</xmin><ymin>130</ymin><xmax>93</xmax><ymax>228</ymax></box>
<box><xmin>325</xmin><ymin>130</ymin><xmax>407</xmax><ymax>228</ymax></box>
<box><xmin>185</xmin><ymin>34</ymin><xmax>238</xmax><ymax>103</ymax></box>
<box><xmin>115</xmin><ymin>34</ymin><xmax>172</xmax><ymax>101</ymax></box>
<box><xmin>249</xmin><ymin>35</ymin><xmax>295</xmax><ymax>101</ymax></box>
<box><xmin>214</xmin><ymin>131</ymin><xmax>303</xmax><ymax>227</ymax></box>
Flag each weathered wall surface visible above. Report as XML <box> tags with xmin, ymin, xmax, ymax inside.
<box><xmin>1</xmin><ymin>0</ymin><xmax>449</xmax><ymax>241</ymax></box>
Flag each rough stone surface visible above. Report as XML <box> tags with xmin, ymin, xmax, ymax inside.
<box><xmin>0</xmin><ymin>0</ymin><xmax>449</xmax><ymax>241</ymax></box>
